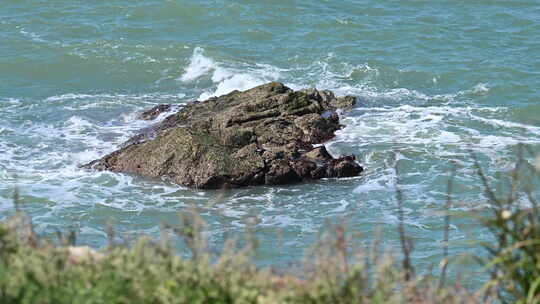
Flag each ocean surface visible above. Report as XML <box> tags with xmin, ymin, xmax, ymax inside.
<box><xmin>2</xmin><ymin>0</ymin><xmax>540</xmax><ymax>285</ymax></box>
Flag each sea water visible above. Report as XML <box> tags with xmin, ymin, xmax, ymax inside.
<box><xmin>1</xmin><ymin>0</ymin><xmax>540</xmax><ymax>286</ymax></box>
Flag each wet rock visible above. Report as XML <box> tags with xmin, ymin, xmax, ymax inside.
<box><xmin>304</xmin><ymin>146</ymin><xmax>333</xmax><ymax>161</ymax></box>
<box><xmin>328</xmin><ymin>155</ymin><xmax>362</xmax><ymax>178</ymax></box>
<box><xmin>139</xmin><ymin>104</ymin><xmax>172</xmax><ymax>120</ymax></box>
<box><xmin>290</xmin><ymin>159</ymin><xmax>318</xmax><ymax>179</ymax></box>
<box><xmin>83</xmin><ymin>82</ymin><xmax>363</xmax><ymax>189</ymax></box>
<box><xmin>265</xmin><ymin>160</ymin><xmax>302</xmax><ymax>185</ymax></box>
<box><xmin>332</xmin><ymin>96</ymin><xmax>357</xmax><ymax>109</ymax></box>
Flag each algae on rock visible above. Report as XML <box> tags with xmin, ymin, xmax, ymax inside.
<box><xmin>84</xmin><ymin>82</ymin><xmax>363</xmax><ymax>189</ymax></box>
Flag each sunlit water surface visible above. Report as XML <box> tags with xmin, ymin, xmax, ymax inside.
<box><xmin>2</xmin><ymin>0</ymin><xmax>540</xmax><ymax>286</ymax></box>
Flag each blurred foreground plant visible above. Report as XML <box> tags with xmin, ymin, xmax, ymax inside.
<box><xmin>0</xmin><ymin>208</ymin><xmax>484</xmax><ymax>303</ymax></box>
<box><xmin>473</xmin><ymin>147</ymin><xmax>540</xmax><ymax>303</ymax></box>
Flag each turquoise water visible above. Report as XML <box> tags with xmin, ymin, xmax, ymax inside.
<box><xmin>2</xmin><ymin>0</ymin><xmax>540</xmax><ymax>284</ymax></box>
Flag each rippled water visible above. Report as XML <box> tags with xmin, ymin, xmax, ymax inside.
<box><xmin>2</xmin><ymin>0</ymin><xmax>540</xmax><ymax>284</ymax></box>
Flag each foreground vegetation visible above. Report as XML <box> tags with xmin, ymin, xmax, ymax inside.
<box><xmin>0</xmin><ymin>212</ymin><xmax>483</xmax><ymax>304</ymax></box>
<box><xmin>1</xmin><ymin>151</ymin><xmax>540</xmax><ymax>303</ymax></box>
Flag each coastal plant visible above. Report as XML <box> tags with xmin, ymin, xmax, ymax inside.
<box><xmin>473</xmin><ymin>147</ymin><xmax>540</xmax><ymax>303</ymax></box>
<box><xmin>0</xmin><ymin>201</ymin><xmax>482</xmax><ymax>303</ymax></box>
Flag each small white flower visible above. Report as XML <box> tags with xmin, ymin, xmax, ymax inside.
<box><xmin>501</xmin><ymin>210</ymin><xmax>512</xmax><ymax>220</ymax></box>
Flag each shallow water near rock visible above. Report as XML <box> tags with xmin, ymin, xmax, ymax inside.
<box><xmin>2</xmin><ymin>0</ymin><xmax>540</xmax><ymax>287</ymax></box>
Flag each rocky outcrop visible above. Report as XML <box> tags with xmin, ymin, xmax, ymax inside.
<box><xmin>84</xmin><ymin>82</ymin><xmax>363</xmax><ymax>189</ymax></box>
<box><xmin>138</xmin><ymin>104</ymin><xmax>172</xmax><ymax>120</ymax></box>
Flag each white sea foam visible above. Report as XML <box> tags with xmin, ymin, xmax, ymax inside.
<box><xmin>19</xmin><ymin>29</ymin><xmax>46</xmax><ymax>43</ymax></box>
<box><xmin>200</xmin><ymin>73</ymin><xmax>267</xmax><ymax>100</ymax></box>
<box><xmin>0</xmin><ymin>90</ymin><xmax>196</xmax><ymax>219</ymax></box>
<box><xmin>336</xmin><ymin>18</ymin><xmax>351</xmax><ymax>25</ymax></box>
<box><xmin>46</xmin><ymin>92</ymin><xmax>186</xmax><ymax>103</ymax></box>
<box><xmin>472</xmin><ymin>83</ymin><xmax>490</xmax><ymax>94</ymax></box>
<box><xmin>353</xmin><ymin>170</ymin><xmax>394</xmax><ymax>193</ymax></box>
<box><xmin>0</xmin><ymin>98</ymin><xmax>21</xmax><ymax>104</ymax></box>
<box><xmin>289</xmin><ymin>56</ymin><xmax>491</xmax><ymax>107</ymax></box>
<box><xmin>179</xmin><ymin>47</ymin><xmax>281</xmax><ymax>100</ymax></box>
<box><xmin>179</xmin><ymin>47</ymin><xmax>217</xmax><ymax>82</ymax></box>
<box><xmin>46</xmin><ymin>94</ymin><xmax>97</xmax><ymax>102</ymax></box>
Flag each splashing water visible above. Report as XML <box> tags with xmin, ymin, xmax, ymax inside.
<box><xmin>1</xmin><ymin>0</ymin><xmax>540</xmax><ymax>286</ymax></box>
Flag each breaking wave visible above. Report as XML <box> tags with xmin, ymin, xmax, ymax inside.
<box><xmin>179</xmin><ymin>47</ymin><xmax>282</xmax><ymax>100</ymax></box>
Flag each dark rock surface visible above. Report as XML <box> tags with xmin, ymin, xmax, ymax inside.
<box><xmin>84</xmin><ymin>82</ymin><xmax>363</xmax><ymax>189</ymax></box>
<box><xmin>138</xmin><ymin>104</ymin><xmax>172</xmax><ymax>120</ymax></box>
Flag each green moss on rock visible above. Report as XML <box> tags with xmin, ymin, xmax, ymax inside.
<box><xmin>84</xmin><ymin>82</ymin><xmax>363</xmax><ymax>189</ymax></box>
